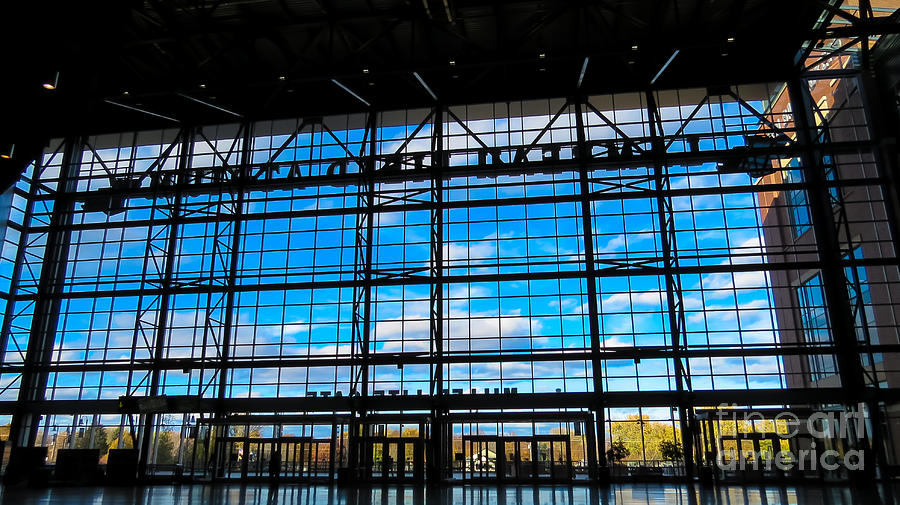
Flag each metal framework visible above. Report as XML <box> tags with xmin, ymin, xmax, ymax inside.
<box><xmin>0</xmin><ymin>1</ymin><xmax>899</xmax><ymax>484</ymax></box>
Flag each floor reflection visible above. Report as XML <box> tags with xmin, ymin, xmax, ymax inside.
<box><xmin>0</xmin><ymin>483</ymin><xmax>896</xmax><ymax>505</ymax></box>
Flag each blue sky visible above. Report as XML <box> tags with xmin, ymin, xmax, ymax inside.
<box><xmin>0</xmin><ymin>93</ymin><xmax>790</xmax><ymax>405</ymax></box>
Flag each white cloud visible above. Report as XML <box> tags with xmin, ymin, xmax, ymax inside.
<box><xmin>744</xmin><ymin>357</ymin><xmax>782</xmax><ymax>375</ymax></box>
<box><xmin>446</xmin><ymin>310</ymin><xmax>543</xmax><ymax>339</ymax></box>
<box><xmin>444</xmin><ymin>241</ymin><xmax>496</xmax><ymax>261</ymax></box>
<box><xmin>307</xmin><ymin>343</ymin><xmax>353</xmax><ymax>356</ymax></box>
<box><xmin>599</xmin><ymin>336</ymin><xmax>633</xmax><ymax>348</ymax></box>
<box><xmin>374</xmin><ymin>316</ymin><xmax>430</xmax><ymax>339</ymax></box>
<box><xmin>700</xmin><ymin>270</ymin><xmax>770</xmax><ymax>292</ymax></box>
<box><xmin>727</xmin><ymin>236</ymin><xmax>766</xmax><ymax>265</ymax></box>
<box><xmin>601</xmin><ymin>290</ymin><xmax>664</xmax><ymax>311</ymax></box>
<box><xmin>595</xmin><ymin>235</ymin><xmax>625</xmax><ymax>254</ymax></box>
<box><xmin>372</xmin><ymin>315</ymin><xmax>431</xmax><ymax>353</ymax></box>
<box><xmin>374</xmin><ymin>212</ymin><xmax>403</xmax><ymax>226</ymax></box>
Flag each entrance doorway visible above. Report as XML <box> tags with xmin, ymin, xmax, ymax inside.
<box><xmin>278</xmin><ymin>437</ymin><xmax>333</xmax><ymax>479</ymax></box>
<box><xmin>354</xmin><ymin>416</ymin><xmax>429</xmax><ymax>483</ymax></box>
<box><xmin>365</xmin><ymin>436</ymin><xmax>424</xmax><ymax>482</ymax></box>
<box><xmin>213</xmin><ymin>436</ymin><xmax>335</xmax><ymax>481</ymax></box>
<box><xmin>201</xmin><ymin>417</ymin><xmax>347</xmax><ymax>482</ymax></box>
<box><xmin>461</xmin><ymin>435</ymin><xmax>572</xmax><ymax>482</ymax></box>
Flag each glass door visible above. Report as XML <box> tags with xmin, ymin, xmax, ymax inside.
<box><xmin>550</xmin><ymin>439</ymin><xmax>572</xmax><ymax>480</ymax></box>
<box><xmin>503</xmin><ymin>440</ymin><xmax>518</xmax><ymax>480</ymax></box>
<box><xmin>464</xmin><ymin>438</ymin><xmax>498</xmax><ymax>481</ymax></box>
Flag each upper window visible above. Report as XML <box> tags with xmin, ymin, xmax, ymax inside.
<box><xmin>797</xmin><ymin>272</ymin><xmax>837</xmax><ymax>382</ymax></box>
<box><xmin>845</xmin><ymin>248</ymin><xmax>881</xmax><ymax>365</ymax></box>
<box><xmin>782</xmin><ymin>159</ymin><xmax>811</xmax><ymax>240</ymax></box>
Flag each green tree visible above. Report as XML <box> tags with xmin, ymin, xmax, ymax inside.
<box><xmin>606</xmin><ymin>441</ymin><xmax>629</xmax><ymax>463</ymax></box>
<box><xmin>659</xmin><ymin>440</ymin><xmax>683</xmax><ymax>461</ymax></box>
<box><xmin>75</xmin><ymin>426</ymin><xmax>110</xmax><ymax>453</ymax></box>
<box><xmin>100</xmin><ymin>428</ymin><xmax>135</xmax><ymax>464</ymax></box>
<box><xmin>609</xmin><ymin>415</ymin><xmax>679</xmax><ymax>461</ymax></box>
<box><xmin>155</xmin><ymin>431</ymin><xmax>178</xmax><ymax>465</ymax></box>
<box><xmin>107</xmin><ymin>428</ymin><xmax>135</xmax><ymax>449</ymax></box>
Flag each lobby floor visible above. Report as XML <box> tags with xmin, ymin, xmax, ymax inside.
<box><xmin>0</xmin><ymin>483</ymin><xmax>896</xmax><ymax>505</ymax></box>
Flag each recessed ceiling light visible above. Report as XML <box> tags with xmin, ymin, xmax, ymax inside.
<box><xmin>727</xmin><ymin>37</ymin><xmax>735</xmax><ymax>43</ymax></box>
<box><xmin>363</xmin><ymin>68</ymin><xmax>370</xmax><ymax>74</ymax></box>
<box><xmin>449</xmin><ymin>60</ymin><xmax>456</xmax><ymax>66</ymax></box>
<box><xmin>199</xmin><ymin>83</ymin><xmax>207</xmax><ymax>89</ymax></box>
<box><xmin>278</xmin><ymin>75</ymin><xmax>286</xmax><ymax>81</ymax></box>
<box><xmin>632</xmin><ymin>45</ymin><xmax>639</xmax><ymax>51</ymax></box>
<box><xmin>539</xmin><ymin>53</ymin><xmax>546</xmax><ymax>59</ymax></box>
<box><xmin>42</xmin><ymin>71</ymin><xmax>59</xmax><ymax>90</ymax></box>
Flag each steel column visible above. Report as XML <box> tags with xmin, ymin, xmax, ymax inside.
<box><xmin>574</xmin><ymin>96</ymin><xmax>606</xmax><ymax>480</ymax></box>
<box><xmin>215</xmin><ymin>123</ymin><xmax>251</xmax><ymax>415</ymax></box>
<box><xmin>138</xmin><ymin>128</ymin><xmax>193</xmax><ymax>478</ymax></box>
<box><xmin>787</xmin><ymin>75</ymin><xmax>872</xmax><ymax>479</ymax></box>
<box><xmin>8</xmin><ymin>137</ymin><xmax>81</xmax><ymax>448</ymax></box>
<box><xmin>646</xmin><ymin>90</ymin><xmax>695</xmax><ymax>481</ymax></box>
<box><xmin>429</xmin><ymin>105</ymin><xmax>446</xmax><ymax>483</ymax></box>
<box><xmin>0</xmin><ymin>150</ymin><xmax>42</xmax><ymax>375</ymax></box>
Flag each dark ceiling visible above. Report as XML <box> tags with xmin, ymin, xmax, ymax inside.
<box><xmin>2</xmin><ymin>0</ymin><xmax>827</xmax><ymax>151</ymax></box>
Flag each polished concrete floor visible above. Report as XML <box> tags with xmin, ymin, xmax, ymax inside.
<box><xmin>0</xmin><ymin>484</ymin><xmax>897</xmax><ymax>505</ymax></box>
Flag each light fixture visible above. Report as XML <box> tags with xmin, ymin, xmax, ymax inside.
<box><xmin>449</xmin><ymin>59</ymin><xmax>456</xmax><ymax>66</ymax></box>
<box><xmin>332</xmin><ymin>79</ymin><xmax>371</xmax><ymax>107</ymax></box>
<box><xmin>362</xmin><ymin>68</ymin><xmax>370</xmax><ymax>74</ymax></box>
<box><xmin>727</xmin><ymin>37</ymin><xmax>735</xmax><ymax>43</ymax></box>
<box><xmin>177</xmin><ymin>92</ymin><xmax>242</xmax><ymax>118</ymax></box>
<box><xmin>651</xmin><ymin>49</ymin><xmax>680</xmax><ymax>85</ymax></box>
<box><xmin>104</xmin><ymin>99</ymin><xmax>179</xmax><ymax>123</ymax></box>
<box><xmin>122</xmin><ymin>91</ymin><xmax>130</xmax><ymax>96</ymax></box>
<box><xmin>42</xmin><ymin>71</ymin><xmax>59</xmax><ymax>90</ymax></box>
<box><xmin>0</xmin><ymin>143</ymin><xmax>13</xmax><ymax>160</ymax></box>
<box><xmin>538</xmin><ymin>53</ymin><xmax>546</xmax><ymax>59</ymax></box>
<box><xmin>632</xmin><ymin>45</ymin><xmax>639</xmax><ymax>51</ymax></box>
<box><xmin>413</xmin><ymin>71</ymin><xmax>438</xmax><ymax>100</ymax></box>
<box><xmin>577</xmin><ymin>56</ymin><xmax>590</xmax><ymax>88</ymax></box>
<box><xmin>199</xmin><ymin>83</ymin><xmax>207</xmax><ymax>89</ymax></box>
<box><xmin>278</xmin><ymin>75</ymin><xmax>286</xmax><ymax>81</ymax></box>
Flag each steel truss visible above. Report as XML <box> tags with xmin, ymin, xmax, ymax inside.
<box><xmin>1</xmin><ymin>6</ymin><xmax>900</xmax><ymax>481</ymax></box>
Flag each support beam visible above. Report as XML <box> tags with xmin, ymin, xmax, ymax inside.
<box><xmin>646</xmin><ymin>90</ymin><xmax>695</xmax><ymax>481</ymax></box>
<box><xmin>215</xmin><ymin>122</ymin><xmax>251</xmax><ymax>422</ymax></box>
<box><xmin>428</xmin><ymin>105</ymin><xmax>446</xmax><ymax>483</ymax></box>
<box><xmin>574</xmin><ymin>96</ymin><xmax>605</xmax><ymax>480</ymax></box>
<box><xmin>787</xmin><ymin>74</ymin><xmax>872</xmax><ymax>480</ymax></box>
<box><xmin>8</xmin><ymin>137</ymin><xmax>81</xmax><ymax>448</ymax></box>
<box><xmin>138</xmin><ymin>128</ymin><xmax>192</xmax><ymax>478</ymax></box>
